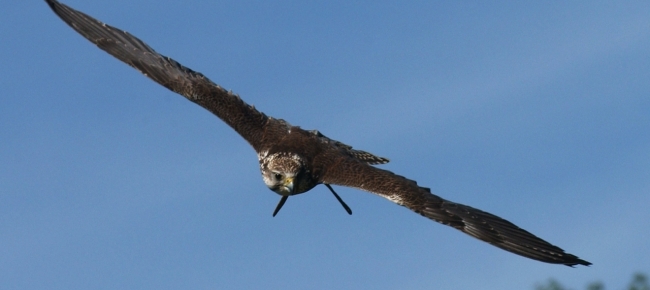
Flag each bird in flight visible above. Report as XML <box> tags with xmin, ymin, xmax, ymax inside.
<box><xmin>45</xmin><ymin>0</ymin><xmax>590</xmax><ymax>267</ymax></box>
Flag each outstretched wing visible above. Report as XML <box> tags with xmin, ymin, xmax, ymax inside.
<box><xmin>309</xmin><ymin>130</ymin><xmax>390</xmax><ymax>165</ymax></box>
<box><xmin>320</xmin><ymin>156</ymin><xmax>591</xmax><ymax>267</ymax></box>
<box><xmin>46</xmin><ymin>0</ymin><xmax>286</xmax><ymax>151</ymax></box>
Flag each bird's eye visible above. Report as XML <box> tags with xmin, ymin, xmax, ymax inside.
<box><xmin>274</xmin><ymin>173</ymin><xmax>282</xmax><ymax>181</ymax></box>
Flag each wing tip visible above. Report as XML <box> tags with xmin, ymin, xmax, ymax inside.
<box><xmin>563</xmin><ymin>256</ymin><xmax>592</xmax><ymax>267</ymax></box>
<box><xmin>45</xmin><ymin>0</ymin><xmax>58</xmax><ymax>11</ymax></box>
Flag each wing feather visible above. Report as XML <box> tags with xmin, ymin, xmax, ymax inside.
<box><xmin>45</xmin><ymin>0</ymin><xmax>283</xmax><ymax>151</ymax></box>
<box><xmin>320</xmin><ymin>156</ymin><xmax>591</xmax><ymax>266</ymax></box>
<box><xmin>47</xmin><ymin>0</ymin><xmax>591</xmax><ymax>267</ymax></box>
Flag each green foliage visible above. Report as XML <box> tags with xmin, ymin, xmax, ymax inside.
<box><xmin>628</xmin><ymin>273</ymin><xmax>649</xmax><ymax>290</ymax></box>
<box><xmin>535</xmin><ymin>273</ymin><xmax>648</xmax><ymax>290</ymax></box>
<box><xmin>586</xmin><ymin>282</ymin><xmax>604</xmax><ymax>290</ymax></box>
<box><xmin>535</xmin><ymin>279</ymin><xmax>572</xmax><ymax>290</ymax></box>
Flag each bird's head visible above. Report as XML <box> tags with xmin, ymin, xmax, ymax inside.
<box><xmin>260</xmin><ymin>152</ymin><xmax>306</xmax><ymax>196</ymax></box>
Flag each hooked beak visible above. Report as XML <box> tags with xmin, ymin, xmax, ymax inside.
<box><xmin>280</xmin><ymin>177</ymin><xmax>294</xmax><ymax>195</ymax></box>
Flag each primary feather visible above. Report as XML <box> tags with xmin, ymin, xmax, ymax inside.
<box><xmin>46</xmin><ymin>0</ymin><xmax>590</xmax><ymax>267</ymax></box>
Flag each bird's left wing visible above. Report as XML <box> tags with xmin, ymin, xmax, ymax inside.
<box><xmin>319</xmin><ymin>155</ymin><xmax>591</xmax><ymax>267</ymax></box>
<box><xmin>45</xmin><ymin>0</ymin><xmax>286</xmax><ymax>151</ymax></box>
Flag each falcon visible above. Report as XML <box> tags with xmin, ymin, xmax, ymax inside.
<box><xmin>45</xmin><ymin>0</ymin><xmax>591</xmax><ymax>267</ymax></box>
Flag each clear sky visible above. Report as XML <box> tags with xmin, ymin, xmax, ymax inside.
<box><xmin>2</xmin><ymin>1</ymin><xmax>649</xmax><ymax>289</ymax></box>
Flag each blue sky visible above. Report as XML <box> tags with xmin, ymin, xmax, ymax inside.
<box><xmin>2</xmin><ymin>1</ymin><xmax>649</xmax><ymax>289</ymax></box>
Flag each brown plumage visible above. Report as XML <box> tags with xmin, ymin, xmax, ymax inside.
<box><xmin>45</xmin><ymin>0</ymin><xmax>591</xmax><ymax>267</ymax></box>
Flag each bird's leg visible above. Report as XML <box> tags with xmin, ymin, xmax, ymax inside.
<box><xmin>272</xmin><ymin>196</ymin><xmax>289</xmax><ymax>217</ymax></box>
<box><xmin>325</xmin><ymin>184</ymin><xmax>352</xmax><ymax>215</ymax></box>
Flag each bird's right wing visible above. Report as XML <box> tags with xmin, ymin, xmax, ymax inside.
<box><xmin>46</xmin><ymin>0</ymin><xmax>288</xmax><ymax>151</ymax></box>
<box><xmin>319</xmin><ymin>155</ymin><xmax>591</xmax><ymax>267</ymax></box>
